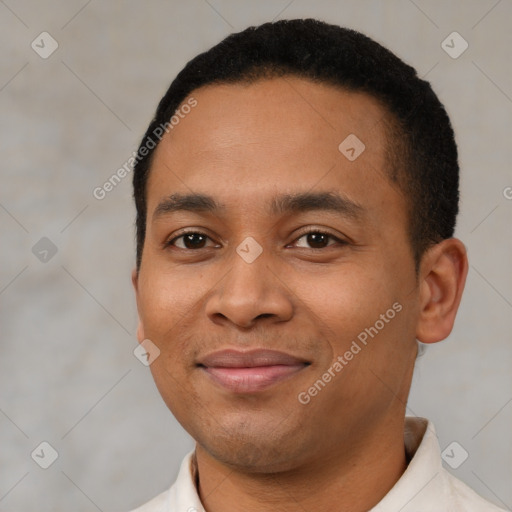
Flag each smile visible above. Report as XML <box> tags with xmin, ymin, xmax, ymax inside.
<box><xmin>197</xmin><ymin>349</ymin><xmax>310</xmax><ymax>393</ymax></box>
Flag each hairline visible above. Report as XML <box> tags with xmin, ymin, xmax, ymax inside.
<box><xmin>137</xmin><ymin>73</ymin><xmax>422</xmax><ymax>277</ymax></box>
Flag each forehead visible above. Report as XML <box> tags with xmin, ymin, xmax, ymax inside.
<box><xmin>146</xmin><ymin>77</ymin><xmax>402</xmax><ymax>223</ymax></box>
<box><xmin>157</xmin><ymin>77</ymin><xmax>389</xmax><ymax>157</ymax></box>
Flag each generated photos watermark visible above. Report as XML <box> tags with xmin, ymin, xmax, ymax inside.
<box><xmin>298</xmin><ymin>301</ymin><xmax>403</xmax><ymax>405</ymax></box>
<box><xmin>93</xmin><ymin>96</ymin><xmax>198</xmax><ymax>200</ymax></box>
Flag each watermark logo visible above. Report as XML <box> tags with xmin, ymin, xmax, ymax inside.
<box><xmin>133</xmin><ymin>339</ymin><xmax>161</xmax><ymax>366</ymax></box>
<box><xmin>441</xmin><ymin>31</ymin><xmax>468</xmax><ymax>59</ymax></box>
<box><xmin>441</xmin><ymin>441</ymin><xmax>469</xmax><ymax>469</ymax></box>
<box><xmin>32</xmin><ymin>237</ymin><xmax>58</xmax><ymax>263</ymax></box>
<box><xmin>236</xmin><ymin>237</ymin><xmax>263</xmax><ymax>263</ymax></box>
<box><xmin>339</xmin><ymin>134</ymin><xmax>366</xmax><ymax>161</ymax></box>
<box><xmin>31</xmin><ymin>441</ymin><xmax>59</xmax><ymax>469</ymax></box>
<box><xmin>31</xmin><ymin>32</ymin><xmax>59</xmax><ymax>59</ymax></box>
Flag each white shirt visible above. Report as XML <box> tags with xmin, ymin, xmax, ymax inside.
<box><xmin>129</xmin><ymin>417</ymin><xmax>506</xmax><ymax>511</ymax></box>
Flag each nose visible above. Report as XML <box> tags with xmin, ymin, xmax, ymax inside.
<box><xmin>205</xmin><ymin>247</ymin><xmax>294</xmax><ymax>329</ymax></box>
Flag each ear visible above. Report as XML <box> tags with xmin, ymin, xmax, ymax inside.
<box><xmin>131</xmin><ymin>267</ymin><xmax>145</xmax><ymax>344</ymax></box>
<box><xmin>415</xmin><ymin>238</ymin><xmax>468</xmax><ymax>344</ymax></box>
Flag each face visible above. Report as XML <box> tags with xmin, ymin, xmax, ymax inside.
<box><xmin>133</xmin><ymin>77</ymin><xmax>421</xmax><ymax>473</ymax></box>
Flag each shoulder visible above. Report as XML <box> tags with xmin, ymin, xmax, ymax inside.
<box><xmin>126</xmin><ymin>489</ymin><xmax>169</xmax><ymax>512</ymax></box>
<box><xmin>124</xmin><ymin>450</ymin><xmax>197</xmax><ymax>512</ymax></box>
<box><xmin>443</xmin><ymin>468</ymin><xmax>507</xmax><ymax>511</ymax></box>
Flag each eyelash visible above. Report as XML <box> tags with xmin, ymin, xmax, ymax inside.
<box><xmin>165</xmin><ymin>228</ymin><xmax>347</xmax><ymax>250</ymax></box>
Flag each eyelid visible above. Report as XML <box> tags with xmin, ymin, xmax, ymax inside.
<box><xmin>290</xmin><ymin>227</ymin><xmax>347</xmax><ymax>248</ymax></box>
<box><xmin>164</xmin><ymin>229</ymin><xmax>218</xmax><ymax>249</ymax></box>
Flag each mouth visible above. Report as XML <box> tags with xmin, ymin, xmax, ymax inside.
<box><xmin>197</xmin><ymin>349</ymin><xmax>311</xmax><ymax>393</ymax></box>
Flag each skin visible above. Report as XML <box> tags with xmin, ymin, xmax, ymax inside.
<box><xmin>132</xmin><ymin>77</ymin><xmax>468</xmax><ymax>512</ymax></box>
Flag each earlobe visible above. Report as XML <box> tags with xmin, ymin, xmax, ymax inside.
<box><xmin>136</xmin><ymin>321</ymin><xmax>145</xmax><ymax>344</ymax></box>
<box><xmin>131</xmin><ymin>267</ymin><xmax>139</xmax><ymax>294</ymax></box>
<box><xmin>415</xmin><ymin>238</ymin><xmax>468</xmax><ymax>344</ymax></box>
<box><xmin>131</xmin><ymin>267</ymin><xmax>145</xmax><ymax>343</ymax></box>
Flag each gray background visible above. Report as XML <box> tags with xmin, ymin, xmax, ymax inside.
<box><xmin>1</xmin><ymin>1</ymin><xmax>511</xmax><ymax>511</ymax></box>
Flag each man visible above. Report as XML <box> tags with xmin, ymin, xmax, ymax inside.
<box><xmin>129</xmin><ymin>18</ymin><xmax>504</xmax><ymax>511</ymax></box>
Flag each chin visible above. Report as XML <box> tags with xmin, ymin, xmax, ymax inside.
<box><xmin>205</xmin><ymin>442</ymin><xmax>303</xmax><ymax>474</ymax></box>
<box><xmin>194</xmin><ymin>416</ymin><xmax>310</xmax><ymax>474</ymax></box>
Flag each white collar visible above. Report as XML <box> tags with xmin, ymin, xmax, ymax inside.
<box><xmin>134</xmin><ymin>417</ymin><xmax>505</xmax><ymax>511</ymax></box>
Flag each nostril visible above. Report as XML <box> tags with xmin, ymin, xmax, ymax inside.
<box><xmin>257</xmin><ymin>313</ymin><xmax>273</xmax><ymax>320</ymax></box>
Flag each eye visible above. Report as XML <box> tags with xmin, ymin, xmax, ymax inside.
<box><xmin>165</xmin><ymin>229</ymin><xmax>346</xmax><ymax>251</ymax></box>
<box><xmin>165</xmin><ymin>231</ymin><xmax>218</xmax><ymax>250</ymax></box>
<box><xmin>292</xmin><ymin>229</ymin><xmax>346</xmax><ymax>249</ymax></box>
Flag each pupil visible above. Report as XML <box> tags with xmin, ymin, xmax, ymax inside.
<box><xmin>185</xmin><ymin>233</ymin><xmax>206</xmax><ymax>249</ymax></box>
<box><xmin>308</xmin><ymin>233</ymin><xmax>327</xmax><ymax>248</ymax></box>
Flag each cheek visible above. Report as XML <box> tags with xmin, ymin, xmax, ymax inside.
<box><xmin>297</xmin><ymin>263</ymin><xmax>413</xmax><ymax>394</ymax></box>
<box><xmin>298</xmin><ymin>264</ymin><xmax>396</xmax><ymax>341</ymax></box>
<box><xmin>138</xmin><ymin>267</ymin><xmax>202</xmax><ymax>331</ymax></box>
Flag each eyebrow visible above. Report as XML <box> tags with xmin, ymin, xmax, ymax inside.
<box><xmin>152</xmin><ymin>191</ymin><xmax>365</xmax><ymax>222</ymax></box>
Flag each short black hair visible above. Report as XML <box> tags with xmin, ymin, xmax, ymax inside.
<box><xmin>132</xmin><ymin>18</ymin><xmax>459</xmax><ymax>272</ymax></box>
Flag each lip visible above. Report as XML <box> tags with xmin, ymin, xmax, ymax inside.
<box><xmin>197</xmin><ymin>349</ymin><xmax>310</xmax><ymax>393</ymax></box>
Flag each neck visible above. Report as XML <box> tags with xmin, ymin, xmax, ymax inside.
<box><xmin>193</xmin><ymin>416</ymin><xmax>408</xmax><ymax>512</ymax></box>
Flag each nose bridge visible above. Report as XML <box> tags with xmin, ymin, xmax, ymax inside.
<box><xmin>228</xmin><ymin>253</ymin><xmax>267</xmax><ymax>301</ymax></box>
<box><xmin>205</xmin><ymin>240</ymin><xmax>293</xmax><ymax>327</ymax></box>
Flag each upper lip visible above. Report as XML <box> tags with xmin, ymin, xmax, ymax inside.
<box><xmin>198</xmin><ymin>349</ymin><xmax>310</xmax><ymax>368</ymax></box>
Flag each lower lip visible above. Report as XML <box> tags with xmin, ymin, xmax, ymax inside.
<box><xmin>201</xmin><ymin>364</ymin><xmax>307</xmax><ymax>393</ymax></box>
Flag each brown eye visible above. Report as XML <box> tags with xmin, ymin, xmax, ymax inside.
<box><xmin>167</xmin><ymin>232</ymin><xmax>214</xmax><ymax>250</ymax></box>
<box><xmin>294</xmin><ymin>231</ymin><xmax>342</xmax><ymax>249</ymax></box>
